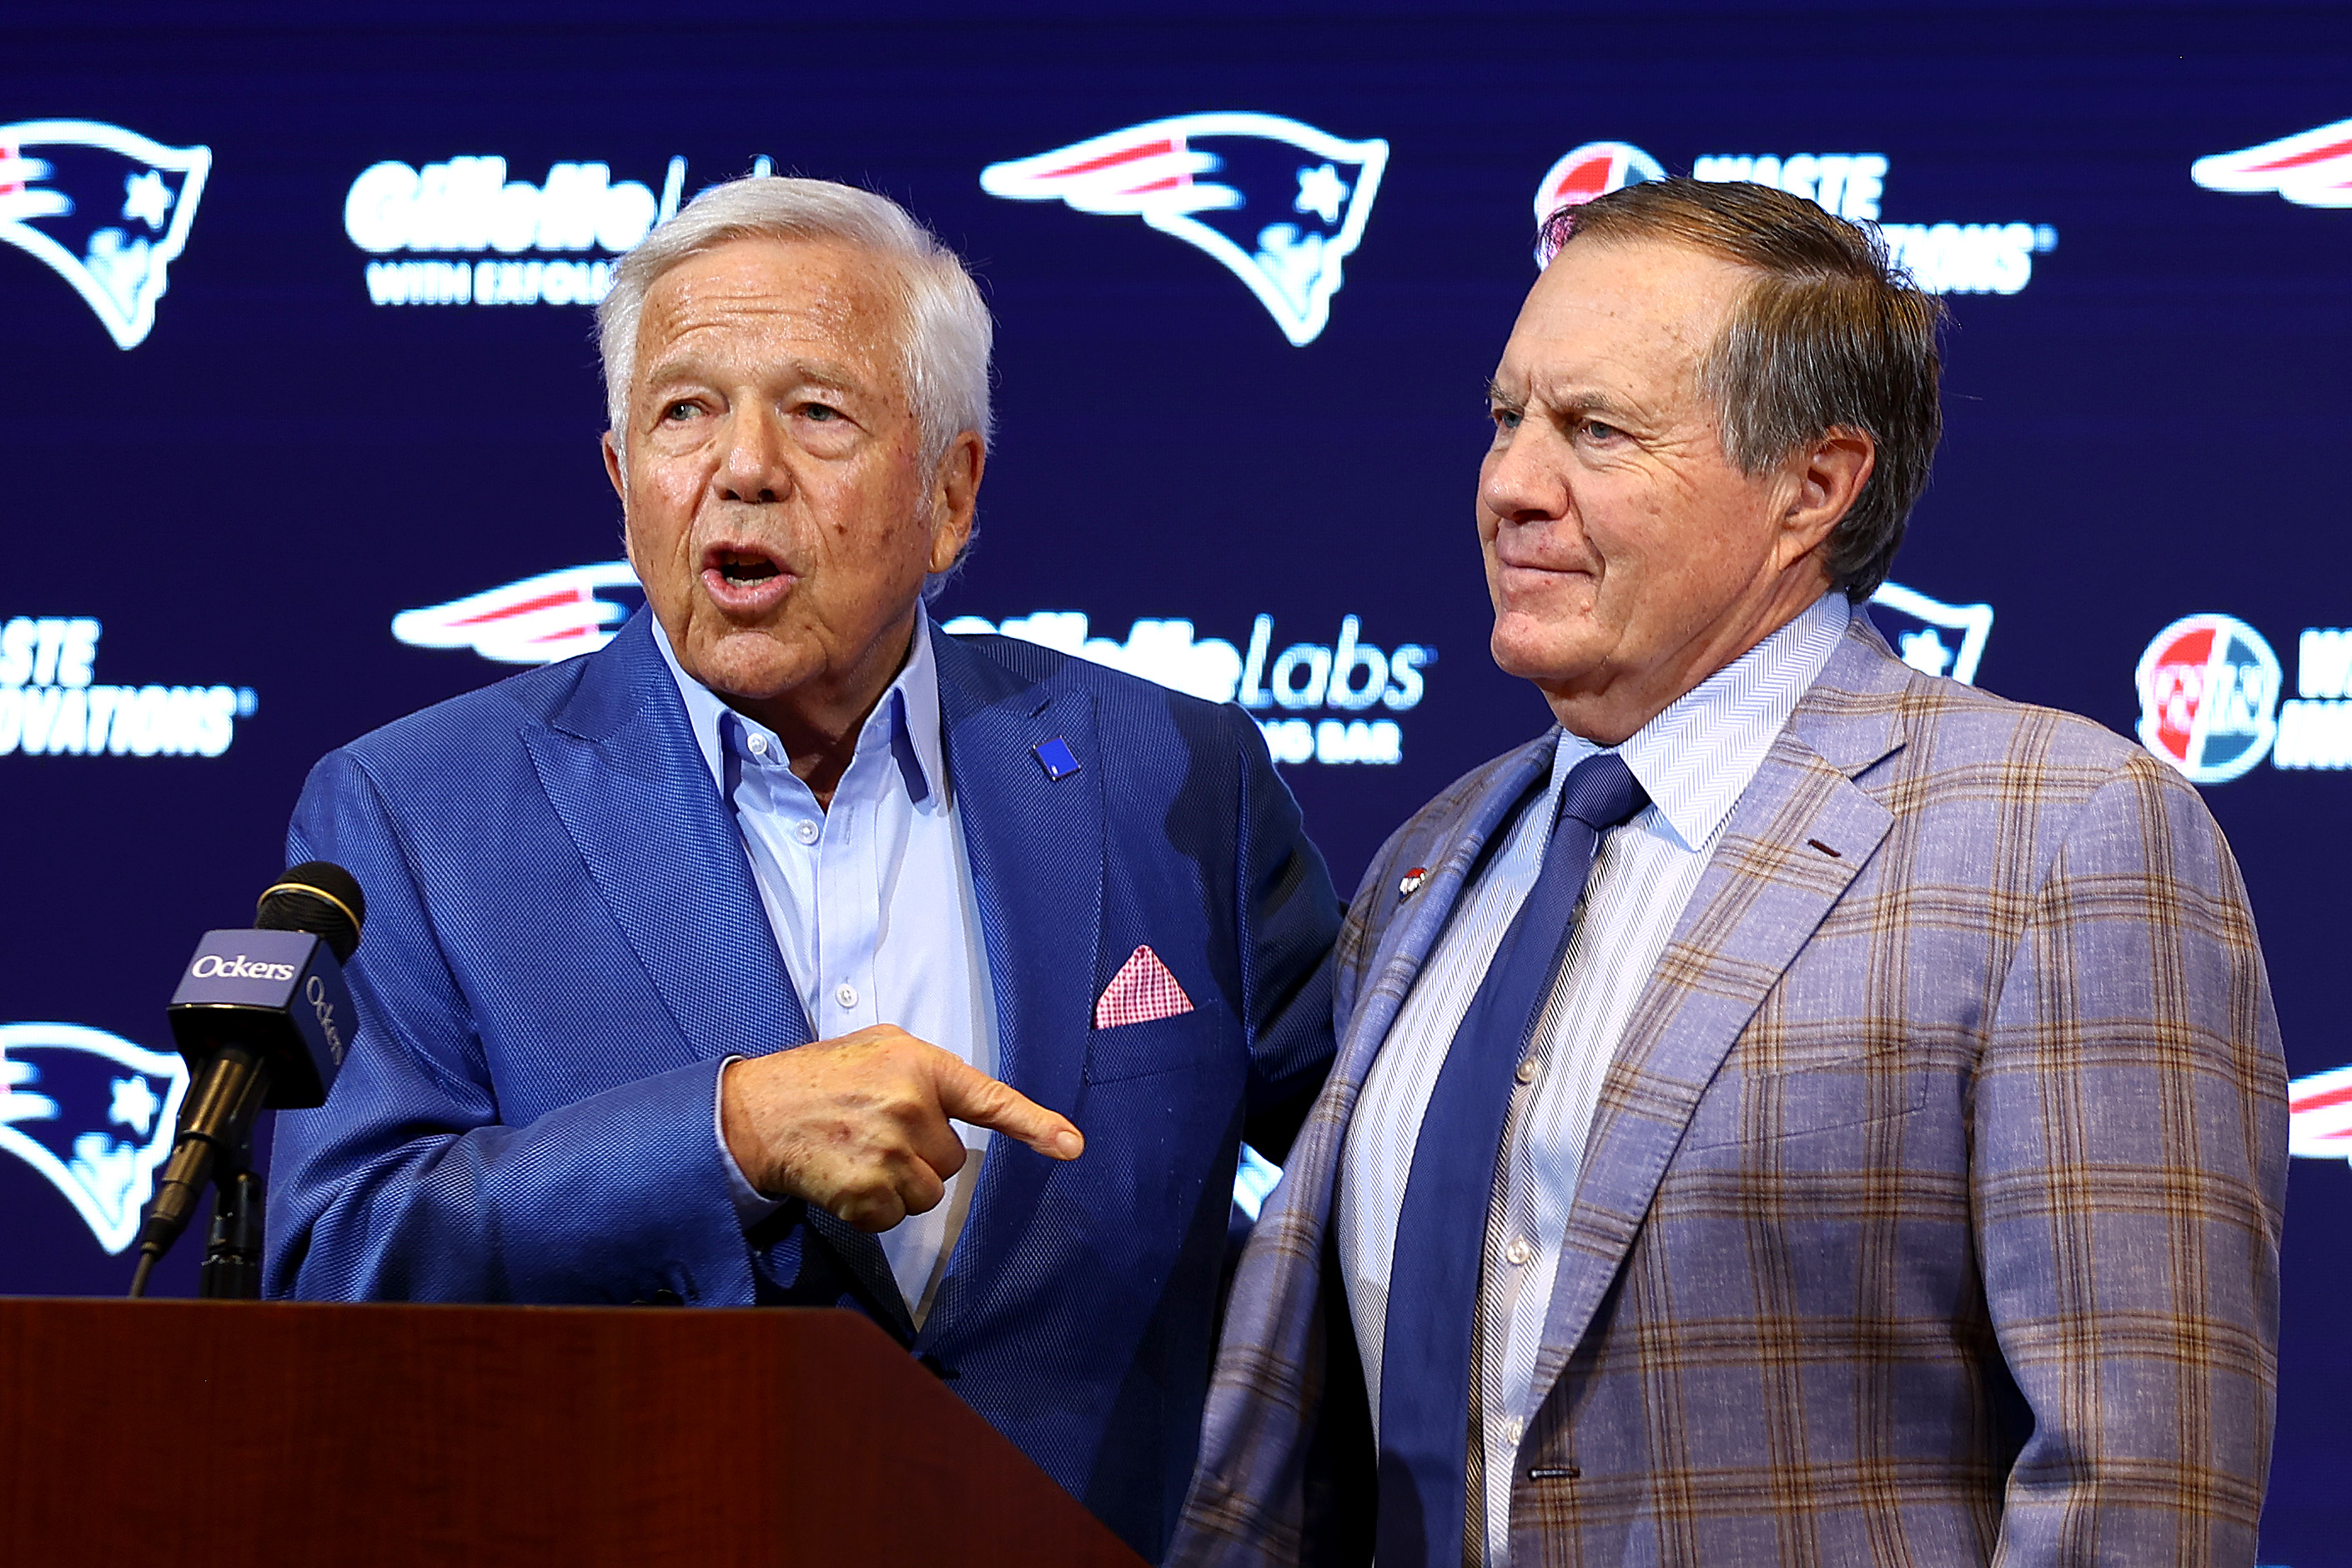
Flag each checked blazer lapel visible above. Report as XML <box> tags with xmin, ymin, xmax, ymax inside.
<box><xmin>521</xmin><ymin>612</ymin><xmax>913</xmax><ymax>1341</ymax></box>
<box><xmin>915</xmin><ymin>632</ymin><xmax>1106</xmax><ymax>1348</ymax></box>
<box><xmin>1523</xmin><ymin>620</ymin><xmax>1908</xmax><ymax>1401</ymax></box>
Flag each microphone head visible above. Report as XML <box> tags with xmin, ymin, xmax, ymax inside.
<box><xmin>255</xmin><ymin>861</ymin><xmax>366</xmax><ymax>962</ymax></box>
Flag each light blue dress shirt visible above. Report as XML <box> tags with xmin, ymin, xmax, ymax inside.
<box><xmin>1336</xmin><ymin>591</ymin><xmax>1852</xmax><ymax>1564</ymax></box>
<box><xmin>651</xmin><ymin>615</ymin><xmax>997</xmax><ymax>1324</ymax></box>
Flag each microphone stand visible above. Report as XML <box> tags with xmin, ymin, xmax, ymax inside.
<box><xmin>197</xmin><ymin>1131</ymin><xmax>265</xmax><ymax>1300</ymax></box>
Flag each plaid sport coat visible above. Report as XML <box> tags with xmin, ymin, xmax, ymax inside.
<box><xmin>1173</xmin><ymin>615</ymin><xmax>2288</xmax><ymax>1567</ymax></box>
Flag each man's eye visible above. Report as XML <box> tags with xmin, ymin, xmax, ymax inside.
<box><xmin>799</xmin><ymin>402</ymin><xmax>841</xmax><ymax>422</ymax></box>
<box><xmin>1582</xmin><ymin>419</ymin><xmax>1622</xmax><ymax>441</ymax></box>
<box><xmin>662</xmin><ymin>400</ymin><xmax>697</xmax><ymax>421</ymax></box>
<box><xmin>1491</xmin><ymin>407</ymin><xmax>1521</xmax><ymax>430</ymax></box>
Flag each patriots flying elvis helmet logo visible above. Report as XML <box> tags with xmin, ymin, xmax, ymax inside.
<box><xmin>2192</xmin><ymin>117</ymin><xmax>2352</xmax><ymax>208</ymax></box>
<box><xmin>391</xmin><ymin>563</ymin><xmax>646</xmax><ymax>665</ymax></box>
<box><xmin>0</xmin><ymin>119</ymin><xmax>211</xmax><ymax>349</ymax></box>
<box><xmin>2</xmin><ymin>1022</ymin><xmax>188</xmax><ymax>1254</ymax></box>
<box><xmin>980</xmin><ymin>113</ymin><xmax>1388</xmax><ymax>346</ymax></box>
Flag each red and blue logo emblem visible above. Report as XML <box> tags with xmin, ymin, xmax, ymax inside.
<box><xmin>979</xmin><ymin>113</ymin><xmax>1388</xmax><ymax>346</ymax></box>
<box><xmin>1</xmin><ymin>119</ymin><xmax>211</xmax><ymax>348</ymax></box>
<box><xmin>1530</xmin><ymin>141</ymin><xmax>1665</xmax><ymax>264</ymax></box>
<box><xmin>2134</xmin><ymin>613</ymin><xmax>2280</xmax><ymax>784</ymax></box>
<box><xmin>391</xmin><ymin>563</ymin><xmax>645</xmax><ymax>665</ymax></box>
<box><xmin>2192</xmin><ymin>117</ymin><xmax>2352</xmax><ymax>209</ymax></box>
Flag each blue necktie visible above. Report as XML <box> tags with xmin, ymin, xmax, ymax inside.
<box><xmin>1376</xmin><ymin>750</ymin><xmax>1649</xmax><ymax>1567</ymax></box>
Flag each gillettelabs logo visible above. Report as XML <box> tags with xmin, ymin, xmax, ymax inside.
<box><xmin>942</xmin><ymin>611</ymin><xmax>1433</xmax><ymax>766</ymax></box>
<box><xmin>1530</xmin><ymin>140</ymin><xmax>2057</xmax><ymax>295</ymax></box>
<box><xmin>980</xmin><ymin>113</ymin><xmax>1389</xmax><ymax>345</ymax></box>
<box><xmin>345</xmin><ymin>153</ymin><xmax>701</xmax><ymax>307</ymax></box>
<box><xmin>0</xmin><ymin>119</ymin><xmax>210</xmax><ymax>348</ymax></box>
<box><xmin>0</xmin><ymin>616</ymin><xmax>257</xmax><ymax>761</ymax></box>
<box><xmin>2192</xmin><ymin>118</ymin><xmax>2352</xmax><ymax>207</ymax></box>
<box><xmin>1</xmin><ymin>1022</ymin><xmax>188</xmax><ymax>1254</ymax></box>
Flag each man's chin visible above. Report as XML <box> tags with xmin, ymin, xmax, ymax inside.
<box><xmin>679</xmin><ymin>625</ymin><xmax>813</xmax><ymax>704</ymax></box>
<box><xmin>1490</xmin><ymin>616</ymin><xmax>1606</xmax><ymax>687</ymax></box>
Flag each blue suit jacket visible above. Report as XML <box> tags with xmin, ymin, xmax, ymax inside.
<box><xmin>264</xmin><ymin>611</ymin><xmax>1341</xmax><ymax>1560</ymax></box>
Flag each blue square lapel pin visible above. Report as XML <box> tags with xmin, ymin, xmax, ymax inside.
<box><xmin>1033</xmin><ymin>737</ymin><xmax>1082</xmax><ymax>781</ymax></box>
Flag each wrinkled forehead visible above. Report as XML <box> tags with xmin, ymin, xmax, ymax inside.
<box><xmin>634</xmin><ymin>235</ymin><xmax>912</xmax><ymax>387</ymax></box>
<box><xmin>1499</xmin><ymin>237</ymin><xmax>1756</xmax><ymax>397</ymax></box>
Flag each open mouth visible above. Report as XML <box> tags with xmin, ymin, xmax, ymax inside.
<box><xmin>713</xmin><ymin>549</ymin><xmax>781</xmax><ymax>584</ymax></box>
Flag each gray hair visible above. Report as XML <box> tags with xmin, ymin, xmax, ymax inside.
<box><xmin>596</xmin><ymin>175</ymin><xmax>994</xmax><ymax>469</ymax></box>
<box><xmin>1541</xmin><ymin>178</ymin><xmax>1945</xmax><ymax>601</ymax></box>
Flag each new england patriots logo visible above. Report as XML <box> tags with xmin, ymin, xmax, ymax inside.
<box><xmin>2</xmin><ymin>1022</ymin><xmax>188</xmax><ymax>1254</ymax></box>
<box><xmin>1867</xmin><ymin>581</ymin><xmax>1994</xmax><ymax>685</ymax></box>
<box><xmin>981</xmin><ymin>113</ymin><xmax>1388</xmax><ymax>346</ymax></box>
<box><xmin>0</xmin><ymin>119</ymin><xmax>211</xmax><ymax>349</ymax></box>
<box><xmin>2193</xmin><ymin>117</ymin><xmax>2352</xmax><ymax>208</ymax></box>
<box><xmin>391</xmin><ymin>562</ymin><xmax>646</xmax><ymax>665</ymax></box>
<box><xmin>2290</xmin><ymin>1063</ymin><xmax>2352</xmax><ymax>1166</ymax></box>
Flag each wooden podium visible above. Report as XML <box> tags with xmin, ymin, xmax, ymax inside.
<box><xmin>0</xmin><ymin>1299</ymin><xmax>1147</xmax><ymax>1565</ymax></box>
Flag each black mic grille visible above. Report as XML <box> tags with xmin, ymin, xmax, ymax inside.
<box><xmin>255</xmin><ymin>860</ymin><xmax>365</xmax><ymax>962</ymax></box>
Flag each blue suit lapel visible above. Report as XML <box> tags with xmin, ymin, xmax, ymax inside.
<box><xmin>1524</xmin><ymin>621</ymin><xmax>1908</xmax><ymax>1399</ymax></box>
<box><xmin>524</xmin><ymin>612</ymin><xmax>922</xmax><ymax>1339</ymax></box>
<box><xmin>520</xmin><ymin>612</ymin><xmax>801</xmax><ymax>1062</ymax></box>
<box><xmin>917</xmin><ymin>631</ymin><xmax>1104</xmax><ymax>1349</ymax></box>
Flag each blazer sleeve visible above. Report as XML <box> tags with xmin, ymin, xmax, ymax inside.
<box><xmin>1977</xmin><ymin>755</ymin><xmax>2288</xmax><ymax>1563</ymax></box>
<box><xmin>262</xmin><ymin>748</ymin><xmax>757</xmax><ymax>1306</ymax></box>
<box><xmin>1227</xmin><ymin>704</ymin><xmax>1344</xmax><ymax>1163</ymax></box>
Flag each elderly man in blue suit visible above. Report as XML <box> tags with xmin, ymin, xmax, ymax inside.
<box><xmin>1175</xmin><ymin>178</ymin><xmax>2287</xmax><ymax>1565</ymax></box>
<box><xmin>264</xmin><ymin>175</ymin><xmax>1341</xmax><ymax>1560</ymax></box>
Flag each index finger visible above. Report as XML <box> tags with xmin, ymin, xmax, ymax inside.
<box><xmin>930</xmin><ymin>1054</ymin><xmax>1084</xmax><ymax>1160</ymax></box>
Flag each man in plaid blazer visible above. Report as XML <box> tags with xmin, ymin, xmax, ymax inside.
<box><xmin>1174</xmin><ymin>178</ymin><xmax>2287</xmax><ymax>1565</ymax></box>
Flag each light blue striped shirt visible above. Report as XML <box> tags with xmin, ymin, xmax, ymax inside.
<box><xmin>1335</xmin><ymin>591</ymin><xmax>1851</xmax><ymax>1565</ymax></box>
<box><xmin>652</xmin><ymin>615</ymin><xmax>997</xmax><ymax>1325</ymax></box>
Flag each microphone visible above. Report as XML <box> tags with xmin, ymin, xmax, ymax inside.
<box><xmin>128</xmin><ymin>862</ymin><xmax>366</xmax><ymax>1297</ymax></box>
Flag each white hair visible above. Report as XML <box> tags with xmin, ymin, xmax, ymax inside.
<box><xmin>596</xmin><ymin>175</ymin><xmax>993</xmax><ymax>467</ymax></box>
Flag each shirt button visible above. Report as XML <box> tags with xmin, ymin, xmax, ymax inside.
<box><xmin>794</xmin><ymin>820</ymin><xmax>819</xmax><ymax>845</ymax></box>
<box><xmin>835</xmin><ymin>983</ymin><xmax>858</xmax><ymax>1009</ymax></box>
<box><xmin>1515</xmin><ymin>1056</ymin><xmax>1542</xmax><ymax>1085</ymax></box>
<box><xmin>1503</xmin><ymin>1418</ymin><xmax>1525</xmax><ymax>1446</ymax></box>
<box><xmin>1505</xmin><ymin>1236</ymin><xmax>1535</xmax><ymax>1267</ymax></box>
<box><xmin>747</xmin><ymin>733</ymin><xmax>769</xmax><ymax>757</ymax></box>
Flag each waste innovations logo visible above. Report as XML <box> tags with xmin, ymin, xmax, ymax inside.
<box><xmin>2192</xmin><ymin>118</ymin><xmax>2352</xmax><ymax>207</ymax></box>
<box><xmin>0</xmin><ymin>119</ymin><xmax>210</xmax><ymax>348</ymax></box>
<box><xmin>980</xmin><ymin>113</ymin><xmax>1388</xmax><ymax>345</ymax></box>
<box><xmin>1</xmin><ymin>1023</ymin><xmax>188</xmax><ymax>1254</ymax></box>
<box><xmin>344</xmin><ymin>152</ymin><xmax>746</xmax><ymax>307</ymax></box>
<box><xmin>1530</xmin><ymin>140</ymin><xmax>2058</xmax><ymax>295</ymax></box>
<box><xmin>0</xmin><ymin>616</ymin><xmax>258</xmax><ymax>761</ymax></box>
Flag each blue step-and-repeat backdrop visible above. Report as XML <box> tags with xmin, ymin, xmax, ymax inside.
<box><xmin>5</xmin><ymin>3</ymin><xmax>2348</xmax><ymax>1554</ymax></box>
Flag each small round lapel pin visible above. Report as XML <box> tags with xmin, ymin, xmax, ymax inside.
<box><xmin>1398</xmin><ymin>867</ymin><xmax>1429</xmax><ymax>897</ymax></box>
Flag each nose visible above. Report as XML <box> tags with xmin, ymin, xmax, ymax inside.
<box><xmin>716</xmin><ymin>403</ymin><xmax>791</xmax><ymax>505</ymax></box>
<box><xmin>1480</xmin><ymin>422</ymin><xmax>1570</xmax><ymax>528</ymax></box>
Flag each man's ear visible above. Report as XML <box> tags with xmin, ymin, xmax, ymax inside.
<box><xmin>1774</xmin><ymin>427</ymin><xmax>1875</xmax><ymax>572</ymax></box>
<box><xmin>926</xmin><ymin>430</ymin><xmax>985</xmax><ymax>575</ymax></box>
<box><xmin>601</xmin><ymin>430</ymin><xmax>627</xmax><ymax>505</ymax></box>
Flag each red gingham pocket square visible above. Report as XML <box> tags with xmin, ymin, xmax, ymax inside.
<box><xmin>1093</xmin><ymin>944</ymin><xmax>1194</xmax><ymax>1029</ymax></box>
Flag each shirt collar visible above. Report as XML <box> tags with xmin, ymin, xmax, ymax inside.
<box><xmin>648</xmin><ymin>611</ymin><xmax>948</xmax><ymax>809</ymax></box>
<box><xmin>1550</xmin><ymin>591</ymin><xmax>1852</xmax><ymax>853</ymax></box>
